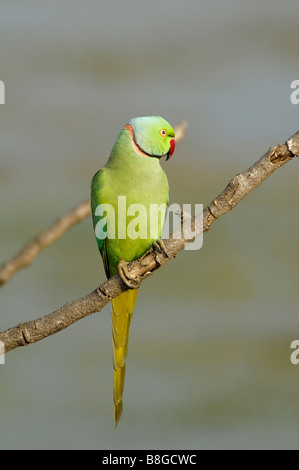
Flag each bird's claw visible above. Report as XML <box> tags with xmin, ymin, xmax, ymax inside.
<box><xmin>118</xmin><ymin>259</ymin><xmax>140</xmax><ymax>289</ymax></box>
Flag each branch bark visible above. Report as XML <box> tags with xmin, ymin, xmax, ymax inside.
<box><xmin>0</xmin><ymin>121</ymin><xmax>188</xmax><ymax>287</ymax></box>
<box><xmin>0</xmin><ymin>200</ymin><xmax>91</xmax><ymax>287</ymax></box>
<box><xmin>0</xmin><ymin>128</ymin><xmax>298</xmax><ymax>355</ymax></box>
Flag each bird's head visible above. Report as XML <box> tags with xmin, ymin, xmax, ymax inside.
<box><xmin>125</xmin><ymin>116</ymin><xmax>175</xmax><ymax>161</ymax></box>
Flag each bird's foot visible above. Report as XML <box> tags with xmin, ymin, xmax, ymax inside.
<box><xmin>118</xmin><ymin>259</ymin><xmax>140</xmax><ymax>289</ymax></box>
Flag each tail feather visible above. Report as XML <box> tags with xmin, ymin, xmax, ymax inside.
<box><xmin>111</xmin><ymin>289</ymin><xmax>138</xmax><ymax>428</ymax></box>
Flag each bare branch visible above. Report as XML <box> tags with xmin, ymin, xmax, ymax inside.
<box><xmin>0</xmin><ymin>200</ymin><xmax>90</xmax><ymax>287</ymax></box>
<box><xmin>0</xmin><ymin>122</ymin><xmax>188</xmax><ymax>287</ymax></box>
<box><xmin>0</xmin><ymin>128</ymin><xmax>297</xmax><ymax>354</ymax></box>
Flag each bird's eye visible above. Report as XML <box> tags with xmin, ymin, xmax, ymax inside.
<box><xmin>159</xmin><ymin>129</ymin><xmax>167</xmax><ymax>136</ymax></box>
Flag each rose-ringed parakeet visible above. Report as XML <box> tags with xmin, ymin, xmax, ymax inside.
<box><xmin>91</xmin><ymin>116</ymin><xmax>175</xmax><ymax>427</ymax></box>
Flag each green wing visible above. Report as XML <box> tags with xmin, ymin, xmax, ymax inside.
<box><xmin>91</xmin><ymin>168</ymin><xmax>111</xmax><ymax>277</ymax></box>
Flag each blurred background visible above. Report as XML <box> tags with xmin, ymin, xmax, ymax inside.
<box><xmin>0</xmin><ymin>0</ymin><xmax>299</xmax><ymax>450</ymax></box>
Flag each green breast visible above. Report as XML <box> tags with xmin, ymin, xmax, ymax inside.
<box><xmin>91</xmin><ymin>149</ymin><xmax>169</xmax><ymax>277</ymax></box>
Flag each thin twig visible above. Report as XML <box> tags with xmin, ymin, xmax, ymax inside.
<box><xmin>0</xmin><ymin>200</ymin><xmax>91</xmax><ymax>287</ymax></box>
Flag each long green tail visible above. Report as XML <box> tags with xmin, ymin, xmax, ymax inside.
<box><xmin>111</xmin><ymin>289</ymin><xmax>138</xmax><ymax>427</ymax></box>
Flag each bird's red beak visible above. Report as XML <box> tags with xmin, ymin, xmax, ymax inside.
<box><xmin>167</xmin><ymin>139</ymin><xmax>175</xmax><ymax>160</ymax></box>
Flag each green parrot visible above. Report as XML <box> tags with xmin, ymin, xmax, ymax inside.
<box><xmin>91</xmin><ymin>116</ymin><xmax>176</xmax><ymax>427</ymax></box>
